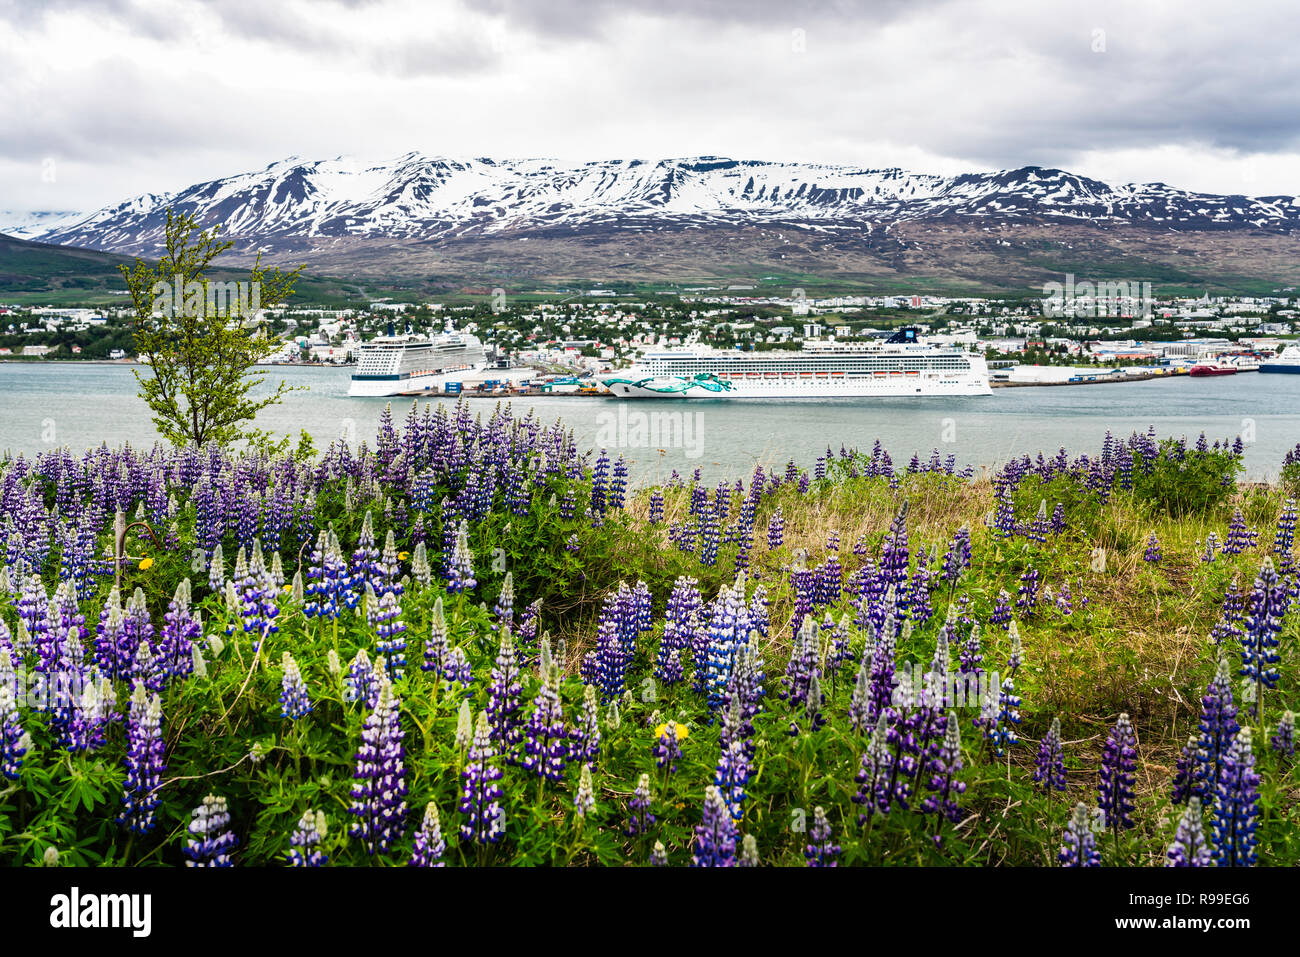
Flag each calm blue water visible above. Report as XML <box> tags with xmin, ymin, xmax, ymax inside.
<box><xmin>1</xmin><ymin>363</ymin><xmax>1298</xmax><ymax>483</ymax></box>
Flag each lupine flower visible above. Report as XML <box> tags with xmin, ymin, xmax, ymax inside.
<box><xmin>455</xmin><ymin>699</ymin><xmax>473</xmax><ymax>751</ymax></box>
<box><xmin>922</xmin><ymin>714</ymin><xmax>966</xmax><ymax>824</ymax></box>
<box><xmin>1240</xmin><ymin>558</ymin><xmax>1286</xmax><ymax>719</ymax></box>
<box><xmin>184</xmin><ymin>794</ymin><xmax>238</xmax><ymax>867</ymax></box>
<box><xmin>1211</xmin><ymin>727</ymin><xmax>1260</xmax><ymax>867</ymax></box>
<box><xmin>692</xmin><ymin>785</ymin><xmax>737</xmax><ymax>867</ymax></box>
<box><xmin>460</xmin><ymin>711</ymin><xmax>505</xmax><ymax>845</ymax></box>
<box><xmin>627</xmin><ymin>773</ymin><xmax>656</xmax><ymax>836</ymax></box>
<box><xmin>0</xmin><ymin>683</ymin><xmax>31</xmax><ymax>781</ymax></box>
<box><xmin>410</xmin><ymin>803</ymin><xmax>446</xmax><ymax>867</ymax></box>
<box><xmin>766</xmin><ymin>508</ymin><xmax>784</xmax><ymax>550</ymax></box>
<box><xmin>1144</xmin><ymin>533</ymin><xmax>1161</xmax><ymax>563</ymax></box>
<box><xmin>344</xmin><ymin>649</ymin><xmax>380</xmax><ymax>708</ymax></box>
<box><xmin>848</xmin><ymin>658</ymin><xmax>872</xmax><ymax>735</ymax></box>
<box><xmin>522</xmin><ymin>668</ymin><xmax>568</xmax><ymax>783</ymax></box>
<box><xmin>486</xmin><ymin>633</ymin><xmax>525</xmax><ymax>759</ymax></box>
<box><xmin>653</xmin><ymin>719</ymin><xmax>685</xmax><ymax>773</ymax></box>
<box><xmin>1272</xmin><ymin>711</ymin><xmax>1295</xmax><ymax>758</ymax></box>
<box><xmin>803</xmin><ymin>806</ymin><xmax>840</xmax><ymax>867</ymax></box>
<box><xmin>348</xmin><ymin>678</ymin><xmax>408</xmax><ymax>855</ymax></box>
<box><xmin>1097</xmin><ymin>712</ymin><xmax>1137</xmax><ymax>833</ymax></box>
<box><xmin>738</xmin><ymin>833</ymin><xmax>759</xmax><ymax>867</ymax></box>
<box><xmin>370</xmin><ymin>589</ymin><xmax>407</xmax><ymax>681</ymax></box>
<box><xmin>941</xmin><ymin>526</ymin><xmax>971</xmax><ymax>586</ymax></box>
<box><xmin>1033</xmin><ymin>716</ymin><xmax>1068</xmax><ymax>793</ymax></box>
<box><xmin>650</xmin><ymin>841</ymin><xmax>668</xmax><ymax>866</ymax></box>
<box><xmin>280</xmin><ymin>652</ymin><xmax>312</xmax><ymax>720</ymax></box>
<box><xmin>989</xmin><ymin>590</ymin><xmax>1012</xmax><ymax>630</ymax></box>
<box><xmin>288</xmin><ymin>810</ymin><xmax>328</xmax><ymax>867</ymax></box>
<box><xmin>1222</xmin><ymin>508</ymin><xmax>1257</xmax><ymax>555</ymax></box>
<box><xmin>118</xmin><ymin>684</ymin><xmax>166</xmax><ymax>834</ymax></box>
<box><xmin>1166</xmin><ymin>797</ymin><xmax>1212</xmax><ymax>867</ymax></box>
<box><xmin>1058</xmin><ymin>802</ymin><xmax>1101</xmax><ymax>867</ymax></box>
<box><xmin>1171</xmin><ymin>733</ymin><xmax>1200</xmax><ymax>805</ymax></box>
<box><xmin>1016</xmin><ymin>567</ymin><xmax>1040</xmax><ymax>615</ymax></box>
<box><xmin>446</xmin><ymin>520</ymin><xmax>477</xmax><ymax>593</ymax></box>
<box><xmin>574</xmin><ymin>763</ymin><xmax>596</xmax><ymax>819</ymax></box>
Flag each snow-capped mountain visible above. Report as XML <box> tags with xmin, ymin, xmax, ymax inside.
<box><xmin>9</xmin><ymin>154</ymin><xmax>1300</xmax><ymax>259</ymax></box>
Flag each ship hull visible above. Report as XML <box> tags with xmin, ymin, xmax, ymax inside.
<box><xmin>603</xmin><ymin>373</ymin><xmax>992</xmax><ymax>398</ymax></box>
<box><xmin>1260</xmin><ymin>365</ymin><xmax>1300</xmax><ymax>374</ymax></box>
<box><xmin>348</xmin><ymin>366</ymin><xmax>485</xmax><ymax>397</ymax></box>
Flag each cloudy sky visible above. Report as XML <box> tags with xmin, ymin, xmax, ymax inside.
<box><xmin>2</xmin><ymin>0</ymin><xmax>1298</xmax><ymax>215</ymax></box>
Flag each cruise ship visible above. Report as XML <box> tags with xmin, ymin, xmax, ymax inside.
<box><xmin>348</xmin><ymin>327</ymin><xmax>487</xmax><ymax>397</ymax></box>
<box><xmin>602</xmin><ymin>329</ymin><xmax>991</xmax><ymax>398</ymax></box>
<box><xmin>1260</xmin><ymin>343</ymin><xmax>1300</xmax><ymax>374</ymax></box>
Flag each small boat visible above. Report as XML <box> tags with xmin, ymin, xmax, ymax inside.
<box><xmin>1189</xmin><ymin>361</ymin><xmax>1238</xmax><ymax>377</ymax></box>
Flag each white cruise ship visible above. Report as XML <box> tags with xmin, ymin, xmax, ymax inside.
<box><xmin>348</xmin><ymin>328</ymin><xmax>487</xmax><ymax>397</ymax></box>
<box><xmin>602</xmin><ymin>329</ymin><xmax>991</xmax><ymax>398</ymax></box>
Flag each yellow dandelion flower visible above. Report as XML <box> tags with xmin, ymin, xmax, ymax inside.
<box><xmin>398</xmin><ymin>551</ymin><xmax>410</xmax><ymax>561</ymax></box>
<box><xmin>654</xmin><ymin>722</ymin><xmax>689</xmax><ymax>741</ymax></box>
<box><xmin>137</xmin><ymin>558</ymin><xmax>154</xmax><ymax>571</ymax></box>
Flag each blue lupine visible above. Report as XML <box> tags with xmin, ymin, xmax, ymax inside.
<box><xmin>118</xmin><ymin>684</ymin><xmax>166</xmax><ymax>834</ymax></box>
<box><xmin>653</xmin><ymin>719</ymin><xmax>684</xmax><ymax>773</ymax></box>
<box><xmin>1166</xmin><ymin>797</ymin><xmax>1212</xmax><ymax>867</ymax></box>
<box><xmin>627</xmin><ymin>772</ymin><xmax>656</xmax><ymax>836</ymax></box>
<box><xmin>569</xmin><ymin>685</ymin><xmax>601</xmax><ymax>768</ymax></box>
<box><xmin>922</xmin><ymin>715</ymin><xmax>966</xmax><ymax>825</ymax></box>
<box><xmin>1097</xmin><ymin>712</ymin><xmax>1137</xmax><ymax>833</ymax></box>
<box><xmin>692</xmin><ymin>785</ymin><xmax>737</xmax><ymax>867</ymax></box>
<box><xmin>1187</xmin><ymin>656</ymin><xmax>1240</xmax><ymax>806</ymax></box>
<box><xmin>1144</xmin><ymin>533</ymin><xmax>1161</xmax><ymax>563</ymax></box>
<box><xmin>486</xmin><ymin>633</ymin><xmax>525</xmax><ymax>759</ymax></box>
<box><xmin>344</xmin><ymin>649</ymin><xmax>381</xmax><ymax>708</ymax></box>
<box><xmin>370</xmin><ymin>588</ymin><xmax>407</xmax><ymax>681</ymax></box>
<box><xmin>1059</xmin><ymin>802</ymin><xmax>1101</xmax><ymax>867</ymax></box>
<box><xmin>280</xmin><ymin>652</ymin><xmax>312</xmax><ymax>720</ymax></box>
<box><xmin>410</xmin><ymin>803</ymin><xmax>446</xmax><ymax>867</ymax></box>
<box><xmin>1272</xmin><ymin>711</ymin><xmax>1295</xmax><ymax>758</ymax></box>
<box><xmin>288</xmin><ymin>810</ymin><xmax>328</xmax><ymax>867</ymax></box>
<box><xmin>522</xmin><ymin>667</ymin><xmax>568</xmax><ymax>783</ymax></box>
<box><xmin>0</xmin><ymin>683</ymin><xmax>31</xmax><ymax>781</ymax></box>
<box><xmin>1240</xmin><ymin>558</ymin><xmax>1286</xmax><ymax>719</ymax></box>
<box><xmin>804</xmin><ymin>807</ymin><xmax>840</xmax><ymax>867</ymax></box>
<box><xmin>1211</xmin><ymin>727</ymin><xmax>1260</xmax><ymax>867</ymax></box>
<box><xmin>184</xmin><ymin>794</ymin><xmax>238</xmax><ymax>867</ymax></box>
<box><xmin>348</xmin><ymin>678</ymin><xmax>408</xmax><ymax>855</ymax></box>
<box><xmin>460</xmin><ymin>711</ymin><xmax>506</xmax><ymax>845</ymax></box>
<box><xmin>1033</xmin><ymin>716</ymin><xmax>1068</xmax><ymax>793</ymax></box>
<box><xmin>446</xmin><ymin>520</ymin><xmax>477</xmax><ymax>593</ymax></box>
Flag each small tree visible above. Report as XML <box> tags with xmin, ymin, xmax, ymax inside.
<box><xmin>119</xmin><ymin>209</ymin><xmax>304</xmax><ymax>447</ymax></box>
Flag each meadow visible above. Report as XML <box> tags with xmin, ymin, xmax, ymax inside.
<box><xmin>0</xmin><ymin>401</ymin><xmax>1296</xmax><ymax>867</ymax></box>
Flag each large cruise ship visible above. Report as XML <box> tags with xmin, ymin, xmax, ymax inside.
<box><xmin>348</xmin><ymin>327</ymin><xmax>487</xmax><ymax>397</ymax></box>
<box><xmin>602</xmin><ymin>329</ymin><xmax>991</xmax><ymax>398</ymax></box>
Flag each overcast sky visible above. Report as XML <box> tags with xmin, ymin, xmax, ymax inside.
<box><xmin>2</xmin><ymin>0</ymin><xmax>1298</xmax><ymax>214</ymax></box>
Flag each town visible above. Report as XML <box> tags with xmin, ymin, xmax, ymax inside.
<box><xmin>2</xmin><ymin>286</ymin><xmax>1297</xmax><ymax>390</ymax></box>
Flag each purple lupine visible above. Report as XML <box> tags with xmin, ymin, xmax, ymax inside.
<box><xmin>288</xmin><ymin>810</ymin><xmax>328</xmax><ymax>867</ymax></box>
<box><xmin>344</xmin><ymin>649</ymin><xmax>380</xmax><ymax>708</ymax></box>
<box><xmin>653</xmin><ymin>719</ymin><xmax>684</xmax><ymax>774</ymax></box>
<box><xmin>852</xmin><ymin>714</ymin><xmax>893</xmax><ymax>822</ymax></box>
<box><xmin>692</xmin><ymin>785</ymin><xmax>737</xmax><ymax>867</ymax></box>
<box><xmin>804</xmin><ymin>807</ymin><xmax>840</xmax><ymax>867</ymax></box>
<box><xmin>989</xmin><ymin>590</ymin><xmax>1012</xmax><ymax>630</ymax></box>
<box><xmin>1273</xmin><ymin>498</ymin><xmax>1297</xmax><ymax>568</ymax></box>
<box><xmin>1033</xmin><ymin>716</ymin><xmax>1067</xmax><ymax>793</ymax></box>
<box><xmin>1097</xmin><ymin>712</ymin><xmax>1137</xmax><ymax>835</ymax></box>
<box><xmin>184</xmin><ymin>794</ymin><xmax>238</xmax><ymax>867</ymax></box>
<box><xmin>1272</xmin><ymin>711</ymin><xmax>1295</xmax><ymax>758</ymax></box>
<box><xmin>486</xmin><ymin>633</ymin><xmax>525</xmax><ymax>759</ymax></box>
<box><xmin>1016</xmin><ymin>566</ymin><xmax>1040</xmax><ymax>616</ymax></box>
<box><xmin>626</xmin><ymin>772</ymin><xmax>656</xmax><ymax>836</ymax></box>
<box><xmin>348</xmin><ymin>678</ymin><xmax>408</xmax><ymax>856</ymax></box>
<box><xmin>229</xmin><ymin>543</ymin><xmax>279</xmax><ymax>650</ymax></box>
<box><xmin>1222</xmin><ymin>508</ymin><xmax>1257</xmax><ymax>555</ymax></box>
<box><xmin>304</xmin><ymin>530</ymin><xmax>350</xmax><ymax>620</ymax></box>
<box><xmin>1171</xmin><ymin>733</ymin><xmax>1200</xmax><ymax>805</ymax></box>
<box><xmin>1211</xmin><ymin>727</ymin><xmax>1260</xmax><ymax>867</ymax></box>
<box><xmin>118</xmin><ymin>684</ymin><xmax>166</xmax><ymax>834</ymax></box>
<box><xmin>1059</xmin><ymin>802</ymin><xmax>1101</xmax><ymax>867</ymax></box>
<box><xmin>1186</xmin><ymin>656</ymin><xmax>1240</xmax><ymax>806</ymax></box>
<box><xmin>1166</xmin><ymin>797</ymin><xmax>1212</xmax><ymax>867</ymax></box>
<box><xmin>370</xmin><ymin>588</ymin><xmax>407</xmax><ymax>681</ymax></box>
<box><xmin>922</xmin><ymin>716</ymin><xmax>966</xmax><ymax>825</ymax></box>
<box><xmin>446</xmin><ymin>519</ymin><xmax>477</xmax><ymax>593</ymax></box>
<box><xmin>422</xmin><ymin>597</ymin><xmax>450</xmax><ymax>677</ymax></box>
<box><xmin>410</xmin><ymin>803</ymin><xmax>446</xmax><ymax>867</ymax></box>
<box><xmin>0</xmin><ymin>683</ymin><xmax>31</xmax><ymax>781</ymax></box>
<box><xmin>350</xmin><ymin>511</ymin><xmax>382</xmax><ymax>594</ymax></box>
<box><xmin>459</xmin><ymin>711</ymin><xmax>506</xmax><ymax>846</ymax></box>
<box><xmin>280</xmin><ymin>652</ymin><xmax>312</xmax><ymax>721</ymax></box>
<box><xmin>647</xmin><ymin>490</ymin><xmax>664</xmax><ymax>525</ymax></box>
<box><xmin>522</xmin><ymin>658</ymin><xmax>568</xmax><ymax>783</ymax></box>
<box><xmin>941</xmin><ymin>526</ymin><xmax>971</xmax><ymax>590</ymax></box>
<box><xmin>1144</xmin><ymin>533</ymin><xmax>1161</xmax><ymax>563</ymax></box>
<box><xmin>157</xmin><ymin>579</ymin><xmax>199</xmax><ymax>683</ymax></box>
<box><xmin>766</xmin><ymin>508</ymin><xmax>784</xmax><ymax>550</ymax></box>
<box><xmin>569</xmin><ymin>685</ymin><xmax>601</xmax><ymax>768</ymax></box>
<box><xmin>1240</xmin><ymin>558</ymin><xmax>1286</xmax><ymax>719</ymax></box>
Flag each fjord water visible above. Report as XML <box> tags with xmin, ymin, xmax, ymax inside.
<box><xmin>1</xmin><ymin>363</ymin><xmax>1298</xmax><ymax>484</ymax></box>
